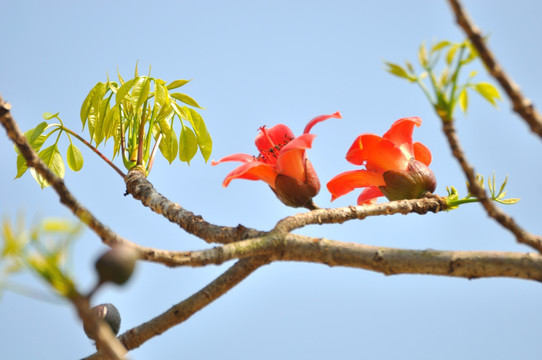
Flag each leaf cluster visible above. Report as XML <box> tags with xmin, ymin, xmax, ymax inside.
<box><xmin>385</xmin><ymin>39</ymin><xmax>501</xmax><ymax>120</ymax></box>
<box><xmin>445</xmin><ymin>173</ymin><xmax>519</xmax><ymax>209</ymax></box>
<box><xmin>14</xmin><ymin>113</ymin><xmax>83</xmax><ymax>188</ymax></box>
<box><xmin>1</xmin><ymin>216</ymin><xmax>82</xmax><ymax>299</ymax></box>
<box><xmin>80</xmin><ymin>66</ymin><xmax>212</xmax><ymax>171</ymax></box>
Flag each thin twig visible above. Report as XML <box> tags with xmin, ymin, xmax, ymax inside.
<box><xmin>442</xmin><ymin>120</ymin><xmax>542</xmax><ymax>253</ymax></box>
<box><xmin>447</xmin><ymin>0</ymin><xmax>542</xmax><ymax>138</ymax></box>
<box><xmin>274</xmin><ymin>196</ymin><xmax>448</xmax><ymax>234</ymax></box>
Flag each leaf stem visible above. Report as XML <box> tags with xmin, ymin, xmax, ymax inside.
<box><xmin>60</xmin><ymin>126</ymin><xmax>126</xmax><ymax>178</ymax></box>
<box><xmin>147</xmin><ymin>133</ymin><xmax>162</xmax><ymax>173</ymax></box>
<box><xmin>136</xmin><ymin>100</ymin><xmax>149</xmax><ymax>167</ymax></box>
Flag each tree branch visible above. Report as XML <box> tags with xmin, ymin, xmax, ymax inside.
<box><xmin>124</xmin><ymin>169</ymin><xmax>266</xmax><ymax>244</ymax></box>
<box><xmin>273</xmin><ymin>196</ymin><xmax>448</xmax><ymax>234</ymax></box>
<box><xmin>447</xmin><ymin>0</ymin><xmax>542</xmax><ymax>138</ymax></box>
<box><xmin>441</xmin><ymin>120</ymin><xmax>542</xmax><ymax>253</ymax></box>
<box><xmin>83</xmin><ymin>256</ymin><xmax>270</xmax><ymax>358</ymax></box>
<box><xmin>153</xmin><ymin>232</ymin><xmax>542</xmax><ymax>282</ymax></box>
<box><xmin>71</xmin><ymin>295</ymin><xmax>127</xmax><ymax>360</ymax></box>
<box><xmin>279</xmin><ymin>234</ymin><xmax>542</xmax><ymax>280</ymax></box>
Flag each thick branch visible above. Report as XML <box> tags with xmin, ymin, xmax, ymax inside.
<box><xmin>442</xmin><ymin>120</ymin><xmax>542</xmax><ymax>253</ymax></box>
<box><xmin>279</xmin><ymin>234</ymin><xmax>542</xmax><ymax>281</ymax></box>
<box><xmin>447</xmin><ymin>0</ymin><xmax>542</xmax><ymax>138</ymax></box>
<box><xmin>124</xmin><ymin>169</ymin><xmax>266</xmax><ymax>244</ymax></box>
<box><xmin>162</xmin><ymin>233</ymin><xmax>542</xmax><ymax>282</ymax></box>
<box><xmin>83</xmin><ymin>256</ymin><xmax>270</xmax><ymax>358</ymax></box>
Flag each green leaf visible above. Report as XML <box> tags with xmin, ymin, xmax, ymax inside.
<box><xmin>462</xmin><ymin>42</ymin><xmax>478</xmax><ymax>64</ymax></box>
<box><xmin>15</xmin><ymin>154</ymin><xmax>29</xmax><ymax>179</ymax></box>
<box><xmin>458</xmin><ymin>88</ymin><xmax>468</xmax><ymax>113</ymax></box>
<box><xmin>474</xmin><ymin>82</ymin><xmax>501</xmax><ymax>106</ymax></box>
<box><xmin>171</xmin><ymin>92</ymin><xmax>205</xmax><ymax>109</ymax></box>
<box><xmin>431</xmin><ymin>40</ymin><xmax>451</xmax><ymax>53</ymax></box>
<box><xmin>115</xmin><ymin>77</ymin><xmax>137</xmax><ymax>105</ymax></box>
<box><xmin>42</xmin><ymin>112</ymin><xmax>59</xmax><ymax>120</ymax></box>
<box><xmin>154</xmin><ymin>82</ymin><xmax>171</xmax><ymax>122</ymax></box>
<box><xmin>132</xmin><ymin>76</ymin><xmax>151</xmax><ymax>112</ymax></box>
<box><xmin>171</xmin><ymin>101</ymin><xmax>189</xmax><ymax>120</ymax></box>
<box><xmin>32</xmin><ymin>145</ymin><xmax>65</xmax><ymax>188</ymax></box>
<box><xmin>14</xmin><ymin>121</ymin><xmax>49</xmax><ymax>163</ymax></box>
<box><xmin>159</xmin><ymin>127</ymin><xmax>178</xmax><ymax>164</ymax></box>
<box><xmin>93</xmin><ymin>94</ymin><xmax>112</xmax><ymax>146</ymax></box>
<box><xmin>166</xmin><ymin>79</ymin><xmax>191</xmax><ymax>90</ymax></box>
<box><xmin>418</xmin><ymin>42</ymin><xmax>428</xmax><ymax>68</ymax></box>
<box><xmin>87</xmin><ymin>82</ymin><xmax>109</xmax><ymax>140</ymax></box>
<box><xmin>179</xmin><ymin>125</ymin><xmax>198</xmax><ymax>164</ymax></box>
<box><xmin>66</xmin><ymin>144</ymin><xmax>84</xmax><ymax>172</ymax></box>
<box><xmin>498</xmin><ymin>198</ymin><xmax>520</xmax><ymax>205</ymax></box>
<box><xmin>41</xmin><ymin>218</ymin><xmax>76</xmax><ymax>233</ymax></box>
<box><xmin>103</xmin><ymin>104</ymin><xmax>121</xmax><ymax>141</ymax></box>
<box><xmin>26</xmin><ymin>122</ymin><xmax>49</xmax><ymax>152</ymax></box>
<box><xmin>384</xmin><ymin>62</ymin><xmax>415</xmax><ymax>81</ymax></box>
<box><xmin>498</xmin><ymin>175</ymin><xmax>508</xmax><ymax>197</ymax></box>
<box><xmin>117</xmin><ymin>67</ymin><xmax>125</xmax><ymax>85</ymax></box>
<box><xmin>446</xmin><ymin>44</ymin><xmax>459</xmax><ymax>65</ymax></box>
<box><xmin>186</xmin><ymin>108</ymin><xmax>212</xmax><ymax>162</ymax></box>
<box><xmin>80</xmin><ymin>83</ymin><xmax>101</xmax><ymax>129</ymax></box>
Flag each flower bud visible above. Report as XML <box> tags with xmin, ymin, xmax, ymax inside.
<box><xmin>272</xmin><ymin>159</ymin><xmax>320</xmax><ymax>208</ymax></box>
<box><xmin>84</xmin><ymin>303</ymin><xmax>121</xmax><ymax>340</ymax></box>
<box><xmin>379</xmin><ymin>159</ymin><xmax>437</xmax><ymax>201</ymax></box>
<box><xmin>95</xmin><ymin>244</ymin><xmax>138</xmax><ymax>285</ymax></box>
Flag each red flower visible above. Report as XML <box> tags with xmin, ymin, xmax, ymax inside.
<box><xmin>326</xmin><ymin>116</ymin><xmax>436</xmax><ymax>205</ymax></box>
<box><xmin>212</xmin><ymin>112</ymin><xmax>342</xmax><ymax>208</ymax></box>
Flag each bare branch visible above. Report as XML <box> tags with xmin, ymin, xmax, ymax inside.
<box><xmin>274</xmin><ymin>196</ymin><xmax>447</xmax><ymax>234</ymax></box>
<box><xmin>447</xmin><ymin>0</ymin><xmax>542</xmax><ymax>138</ymax></box>
<box><xmin>83</xmin><ymin>256</ymin><xmax>270</xmax><ymax>358</ymax></box>
<box><xmin>442</xmin><ymin>120</ymin><xmax>542</xmax><ymax>253</ymax></box>
<box><xmin>158</xmin><ymin>232</ymin><xmax>542</xmax><ymax>282</ymax></box>
<box><xmin>124</xmin><ymin>169</ymin><xmax>266</xmax><ymax>244</ymax></box>
<box><xmin>279</xmin><ymin>234</ymin><xmax>542</xmax><ymax>281</ymax></box>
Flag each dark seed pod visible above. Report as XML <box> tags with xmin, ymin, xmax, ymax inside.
<box><xmin>84</xmin><ymin>303</ymin><xmax>121</xmax><ymax>340</ymax></box>
<box><xmin>95</xmin><ymin>244</ymin><xmax>138</xmax><ymax>285</ymax></box>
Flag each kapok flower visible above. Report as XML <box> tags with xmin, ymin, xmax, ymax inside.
<box><xmin>326</xmin><ymin>116</ymin><xmax>436</xmax><ymax>205</ymax></box>
<box><xmin>212</xmin><ymin>112</ymin><xmax>342</xmax><ymax>209</ymax></box>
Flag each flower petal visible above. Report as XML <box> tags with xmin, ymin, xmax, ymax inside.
<box><xmin>346</xmin><ymin>134</ymin><xmax>408</xmax><ymax>172</ymax></box>
<box><xmin>211</xmin><ymin>153</ymin><xmax>255</xmax><ymax>166</ymax></box>
<box><xmin>413</xmin><ymin>141</ymin><xmax>432</xmax><ymax>166</ymax></box>
<box><xmin>357</xmin><ymin>186</ymin><xmax>383</xmax><ymax>205</ymax></box>
<box><xmin>303</xmin><ymin>111</ymin><xmax>342</xmax><ymax>134</ymax></box>
<box><xmin>276</xmin><ymin>133</ymin><xmax>315</xmax><ymax>182</ymax></box>
<box><xmin>383</xmin><ymin>117</ymin><xmax>422</xmax><ymax>159</ymax></box>
<box><xmin>221</xmin><ymin>161</ymin><xmax>277</xmax><ymax>188</ymax></box>
<box><xmin>327</xmin><ymin>169</ymin><xmax>385</xmax><ymax>201</ymax></box>
<box><xmin>255</xmin><ymin>124</ymin><xmax>295</xmax><ymax>154</ymax></box>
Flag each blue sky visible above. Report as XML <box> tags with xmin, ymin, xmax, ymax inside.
<box><xmin>1</xmin><ymin>1</ymin><xmax>541</xmax><ymax>359</ymax></box>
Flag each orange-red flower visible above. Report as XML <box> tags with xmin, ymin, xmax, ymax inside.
<box><xmin>212</xmin><ymin>112</ymin><xmax>342</xmax><ymax>208</ymax></box>
<box><xmin>326</xmin><ymin>116</ymin><xmax>436</xmax><ymax>205</ymax></box>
